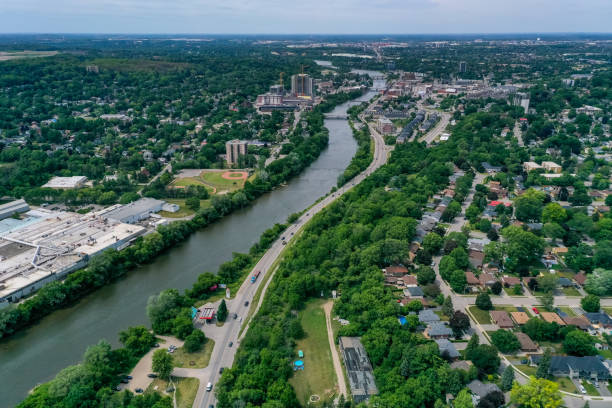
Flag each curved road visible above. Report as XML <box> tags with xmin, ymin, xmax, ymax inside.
<box><xmin>186</xmin><ymin>107</ymin><xmax>390</xmax><ymax>408</ymax></box>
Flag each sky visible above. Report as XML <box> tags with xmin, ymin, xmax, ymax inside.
<box><xmin>0</xmin><ymin>0</ymin><xmax>610</xmax><ymax>34</ymax></box>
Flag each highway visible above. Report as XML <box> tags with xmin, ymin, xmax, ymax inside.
<box><xmin>189</xmin><ymin>100</ymin><xmax>391</xmax><ymax>408</ymax></box>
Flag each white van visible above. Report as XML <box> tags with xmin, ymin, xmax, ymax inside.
<box><xmin>206</xmin><ymin>382</ymin><xmax>213</xmax><ymax>392</ymax></box>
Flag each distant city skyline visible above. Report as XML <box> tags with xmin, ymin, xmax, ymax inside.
<box><xmin>0</xmin><ymin>0</ymin><xmax>610</xmax><ymax>34</ymax></box>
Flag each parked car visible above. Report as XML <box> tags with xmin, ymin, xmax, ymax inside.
<box><xmin>206</xmin><ymin>382</ymin><xmax>213</xmax><ymax>392</ymax></box>
<box><xmin>153</xmin><ymin>343</ymin><xmax>160</xmax><ymax>348</ymax></box>
<box><xmin>126</xmin><ymin>376</ymin><xmax>133</xmax><ymax>380</ymax></box>
<box><xmin>135</xmin><ymin>388</ymin><xmax>144</xmax><ymax>394</ymax></box>
<box><xmin>579</xmin><ymin>385</ymin><xmax>586</xmax><ymax>394</ymax></box>
<box><xmin>120</xmin><ymin>378</ymin><xmax>129</xmax><ymax>384</ymax></box>
<box><xmin>147</xmin><ymin>373</ymin><xmax>157</xmax><ymax>378</ymax></box>
<box><xmin>244</xmin><ymin>301</ymin><xmax>249</xmax><ymax>307</ymax></box>
<box><xmin>532</xmin><ymin>307</ymin><xmax>539</xmax><ymax>314</ymax></box>
<box><xmin>229</xmin><ymin>342</ymin><xmax>233</xmax><ymax>347</ymax></box>
<box><xmin>219</xmin><ymin>367</ymin><xmax>224</xmax><ymax>374</ymax></box>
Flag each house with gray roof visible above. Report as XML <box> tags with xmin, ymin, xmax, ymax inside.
<box><xmin>425</xmin><ymin>322</ymin><xmax>452</xmax><ymax>339</ymax></box>
<box><xmin>531</xmin><ymin>355</ymin><xmax>610</xmax><ymax>381</ymax></box>
<box><xmin>404</xmin><ymin>286</ymin><xmax>424</xmax><ymax>298</ymax></box>
<box><xmin>467</xmin><ymin>380</ymin><xmax>502</xmax><ymax>405</ymax></box>
<box><xmin>435</xmin><ymin>339</ymin><xmax>460</xmax><ymax>359</ymax></box>
<box><xmin>418</xmin><ymin>309</ymin><xmax>440</xmax><ymax>324</ymax></box>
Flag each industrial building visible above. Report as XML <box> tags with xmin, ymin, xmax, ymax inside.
<box><xmin>42</xmin><ymin>176</ymin><xmax>88</xmax><ymax>189</ymax></box>
<box><xmin>0</xmin><ymin>208</ymin><xmax>145</xmax><ymax>303</ymax></box>
<box><xmin>339</xmin><ymin>337</ymin><xmax>379</xmax><ymax>403</ymax></box>
<box><xmin>376</xmin><ymin>118</ymin><xmax>396</xmax><ymax>135</ymax></box>
<box><xmin>99</xmin><ymin>198</ymin><xmax>165</xmax><ymax>224</ymax></box>
<box><xmin>225</xmin><ymin>139</ymin><xmax>248</xmax><ymax>165</ymax></box>
<box><xmin>0</xmin><ymin>199</ymin><xmax>30</xmax><ymax>221</ymax></box>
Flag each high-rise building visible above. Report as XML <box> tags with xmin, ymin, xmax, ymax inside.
<box><xmin>291</xmin><ymin>74</ymin><xmax>314</xmax><ymax>98</ymax></box>
<box><xmin>225</xmin><ymin>139</ymin><xmax>247</xmax><ymax>165</ymax></box>
<box><xmin>459</xmin><ymin>61</ymin><xmax>467</xmax><ymax>73</ymax></box>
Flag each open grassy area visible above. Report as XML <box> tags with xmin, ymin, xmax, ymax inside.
<box><xmin>158</xmin><ymin>198</ymin><xmax>211</xmax><ymax>218</ymax></box>
<box><xmin>515</xmin><ymin>364</ymin><xmax>537</xmax><ymax>377</ymax></box>
<box><xmin>468</xmin><ymin>306</ymin><xmax>492</xmax><ymax>324</ymax></box>
<box><xmin>558</xmin><ymin>306</ymin><xmax>577</xmax><ymax>317</ymax></box>
<box><xmin>562</xmin><ymin>287</ymin><xmax>581</xmax><ymax>297</ymax></box>
<box><xmin>288</xmin><ymin>299</ymin><xmax>337</xmax><ymax>405</ymax></box>
<box><xmin>557</xmin><ymin>377</ymin><xmax>578</xmax><ymax>393</ymax></box>
<box><xmin>603</xmin><ymin>307</ymin><xmax>612</xmax><ymax>316</ymax></box>
<box><xmin>172</xmin><ymin>339</ymin><xmax>215</xmax><ymax>369</ymax></box>
<box><xmin>495</xmin><ymin>305</ymin><xmax>519</xmax><ymax>313</ymax></box>
<box><xmin>172</xmin><ymin>177</ymin><xmax>209</xmax><ymax>187</ymax></box>
<box><xmin>146</xmin><ymin>377</ymin><xmax>199</xmax><ymax>408</ymax></box>
<box><xmin>200</xmin><ymin>170</ymin><xmax>247</xmax><ymax>192</ymax></box>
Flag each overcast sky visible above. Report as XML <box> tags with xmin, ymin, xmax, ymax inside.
<box><xmin>1</xmin><ymin>0</ymin><xmax>610</xmax><ymax>34</ymax></box>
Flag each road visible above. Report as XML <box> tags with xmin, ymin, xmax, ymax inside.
<box><xmin>323</xmin><ymin>301</ymin><xmax>347</xmax><ymax>398</ymax></box>
<box><xmin>188</xmin><ymin>101</ymin><xmax>391</xmax><ymax>408</ymax></box>
<box><xmin>419</xmin><ymin>111</ymin><xmax>451</xmax><ymax>145</ymax></box>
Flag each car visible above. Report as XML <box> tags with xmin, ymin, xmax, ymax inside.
<box><xmin>219</xmin><ymin>367</ymin><xmax>224</xmax><ymax>374</ymax></box>
<box><xmin>147</xmin><ymin>373</ymin><xmax>158</xmax><ymax>378</ymax></box>
<box><xmin>209</xmin><ymin>405</ymin><xmax>215</xmax><ymax>408</ymax></box>
<box><xmin>281</xmin><ymin>236</ymin><xmax>285</xmax><ymax>240</ymax></box>
<box><xmin>244</xmin><ymin>301</ymin><xmax>249</xmax><ymax>307</ymax></box>
<box><xmin>229</xmin><ymin>342</ymin><xmax>233</xmax><ymax>347</ymax></box>
<box><xmin>153</xmin><ymin>343</ymin><xmax>160</xmax><ymax>348</ymax></box>
<box><xmin>126</xmin><ymin>375</ymin><xmax>133</xmax><ymax>380</ymax></box>
<box><xmin>290</xmin><ymin>232</ymin><xmax>294</xmax><ymax>235</ymax></box>
<box><xmin>233</xmin><ymin>313</ymin><xmax>238</xmax><ymax>319</ymax></box>
<box><xmin>206</xmin><ymin>382</ymin><xmax>213</xmax><ymax>392</ymax></box>
<box><xmin>115</xmin><ymin>386</ymin><xmax>121</xmax><ymax>391</ymax></box>
<box><xmin>120</xmin><ymin>378</ymin><xmax>129</xmax><ymax>384</ymax></box>
<box><xmin>135</xmin><ymin>388</ymin><xmax>144</xmax><ymax>394</ymax></box>
<box><xmin>532</xmin><ymin>307</ymin><xmax>539</xmax><ymax>314</ymax></box>
<box><xmin>282</xmin><ymin>241</ymin><xmax>287</xmax><ymax>245</ymax></box>
<box><xmin>579</xmin><ymin>385</ymin><xmax>586</xmax><ymax>394</ymax></box>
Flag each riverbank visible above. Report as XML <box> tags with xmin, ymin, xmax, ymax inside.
<box><xmin>1</xmin><ymin>89</ymin><xmax>366</xmax><ymax>408</ymax></box>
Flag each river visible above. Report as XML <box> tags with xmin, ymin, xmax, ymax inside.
<box><xmin>0</xmin><ymin>86</ymin><xmax>382</xmax><ymax>407</ymax></box>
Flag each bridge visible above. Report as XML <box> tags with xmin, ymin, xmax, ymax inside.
<box><xmin>324</xmin><ymin>114</ymin><xmax>348</xmax><ymax>120</ymax></box>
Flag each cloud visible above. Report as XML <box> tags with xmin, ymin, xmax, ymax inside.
<box><xmin>0</xmin><ymin>0</ymin><xmax>610</xmax><ymax>33</ymax></box>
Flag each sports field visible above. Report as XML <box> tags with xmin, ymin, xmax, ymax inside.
<box><xmin>171</xmin><ymin>170</ymin><xmax>249</xmax><ymax>194</ymax></box>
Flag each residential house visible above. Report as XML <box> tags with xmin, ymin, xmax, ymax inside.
<box><xmin>523</xmin><ymin>161</ymin><xmax>543</xmax><ymax>172</ymax></box>
<box><xmin>574</xmin><ymin>272</ymin><xmax>587</xmax><ymax>287</ymax></box>
<box><xmin>400</xmin><ymin>275</ymin><xmax>418</xmax><ymax>287</ymax></box>
<box><xmin>469</xmin><ymin>249</ymin><xmax>485</xmax><ymax>269</ymax></box>
<box><xmin>481</xmin><ymin>162</ymin><xmax>502</xmax><ymax>174</ymax></box>
<box><xmin>516</xmin><ymin>332</ymin><xmax>538</xmax><ymax>352</ymax></box>
<box><xmin>450</xmin><ymin>360</ymin><xmax>473</xmax><ymax>371</ymax></box>
<box><xmin>465</xmin><ymin>271</ymin><xmax>480</xmax><ymax>286</ymax></box>
<box><xmin>532</xmin><ymin>355</ymin><xmax>610</xmax><ymax>381</ymax></box>
<box><xmin>542</xmin><ymin>161</ymin><xmax>562</xmax><ymax>174</ymax></box>
<box><xmin>541</xmin><ymin>312</ymin><xmax>566</xmax><ymax>326</ymax></box>
<box><xmin>557</xmin><ymin>277</ymin><xmax>574</xmax><ymax>288</ymax></box>
<box><xmin>425</xmin><ymin>322</ymin><xmax>453</xmax><ymax>339</ymax></box>
<box><xmin>511</xmin><ymin>312</ymin><xmax>530</xmax><ymax>326</ymax></box>
<box><xmin>490</xmin><ymin>310</ymin><xmax>514</xmax><ymax>329</ymax></box>
<box><xmin>467</xmin><ymin>380</ymin><xmax>502</xmax><ymax>406</ymax></box>
<box><xmin>435</xmin><ymin>339</ymin><xmax>460</xmax><ymax>360</ymax></box>
<box><xmin>404</xmin><ymin>286</ymin><xmax>424</xmax><ymax>299</ymax></box>
<box><xmin>563</xmin><ymin>316</ymin><xmax>591</xmax><ymax>331</ymax></box>
<box><xmin>584</xmin><ymin>313</ymin><xmax>612</xmax><ymax>329</ymax></box>
<box><xmin>418</xmin><ymin>309</ymin><xmax>440</xmax><ymax>324</ymax></box>
<box><xmin>502</xmin><ymin>276</ymin><xmax>521</xmax><ymax>288</ymax></box>
<box><xmin>384</xmin><ymin>265</ymin><xmax>409</xmax><ymax>277</ymax></box>
<box><xmin>479</xmin><ymin>273</ymin><xmax>498</xmax><ymax>289</ymax></box>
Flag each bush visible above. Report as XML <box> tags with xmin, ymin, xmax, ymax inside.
<box><xmin>475</xmin><ymin>293</ymin><xmax>493</xmax><ymax>310</ymax></box>
<box><xmin>491</xmin><ymin>330</ymin><xmax>520</xmax><ymax>353</ymax></box>
<box><xmin>184</xmin><ymin>330</ymin><xmax>207</xmax><ymax>353</ymax></box>
<box><xmin>491</xmin><ymin>281</ymin><xmax>502</xmax><ymax>295</ymax></box>
<box><xmin>581</xmin><ymin>294</ymin><xmax>600</xmax><ymax>313</ymax></box>
<box><xmin>417</xmin><ymin>266</ymin><xmax>436</xmax><ymax>285</ymax></box>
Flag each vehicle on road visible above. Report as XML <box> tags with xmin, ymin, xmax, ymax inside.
<box><xmin>206</xmin><ymin>382</ymin><xmax>213</xmax><ymax>392</ymax></box>
<box><xmin>579</xmin><ymin>385</ymin><xmax>586</xmax><ymax>394</ymax></box>
<box><xmin>135</xmin><ymin>388</ymin><xmax>143</xmax><ymax>393</ymax></box>
<box><xmin>153</xmin><ymin>343</ymin><xmax>159</xmax><ymax>348</ymax></box>
<box><xmin>251</xmin><ymin>270</ymin><xmax>261</xmax><ymax>283</ymax></box>
<box><xmin>126</xmin><ymin>376</ymin><xmax>133</xmax><ymax>380</ymax></box>
<box><xmin>147</xmin><ymin>373</ymin><xmax>157</xmax><ymax>378</ymax></box>
<box><xmin>281</xmin><ymin>236</ymin><xmax>285</xmax><ymax>240</ymax></box>
<box><xmin>244</xmin><ymin>301</ymin><xmax>249</xmax><ymax>307</ymax></box>
<box><xmin>219</xmin><ymin>367</ymin><xmax>224</xmax><ymax>374</ymax></box>
<box><xmin>229</xmin><ymin>342</ymin><xmax>233</xmax><ymax>347</ymax></box>
<box><xmin>233</xmin><ymin>313</ymin><xmax>238</xmax><ymax>319</ymax></box>
<box><xmin>282</xmin><ymin>241</ymin><xmax>287</xmax><ymax>245</ymax></box>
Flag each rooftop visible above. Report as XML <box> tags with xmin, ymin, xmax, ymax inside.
<box><xmin>42</xmin><ymin>176</ymin><xmax>88</xmax><ymax>189</ymax></box>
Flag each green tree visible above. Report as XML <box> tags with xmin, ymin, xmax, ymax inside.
<box><xmin>491</xmin><ymin>281</ymin><xmax>502</xmax><ymax>295</ymax></box>
<box><xmin>442</xmin><ymin>295</ymin><xmax>454</xmax><ymax>317</ymax></box>
<box><xmin>454</xmin><ymin>389</ymin><xmax>474</xmax><ymax>408</ymax></box>
<box><xmin>119</xmin><ymin>326</ymin><xmax>156</xmax><ymax>355</ymax></box>
<box><xmin>585</xmin><ymin>268</ymin><xmax>612</xmax><ymax>296</ymax></box>
<box><xmin>491</xmin><ymin>330</ymin><xmax>520</xmax><ymax>353</ymax></box>
<box><xmin>475</xmin><ymin>292</ymin><xmax>493</xmax><ymax>310</ymax></box>
<box><xmin>536</xmin><ymin>349</ymin><xmax>551</xmax><ymax>379</ymax></box>
<box><xmin>514</xmin><ymin>189</ymin><xmax>545</xmax><ymax>222</ymax></box>
<box><xmin>185</xmin><ymin>196</ymin><xmax>201</xmax><ymax>211</ymax></box>
<box><xmin>563</xmin><ymin>330</ymin><xmax>596</xmax><ymax>356</ymax></box>
<box><xmin>147</xmin><ymin>289</ymin><xmax>182</xmax><ymax>333</ymax></box>
<box><xmin>540</xmin><ymin>293</ymin><xmax>554</xmax><ymax>312</ymax></box>
<box><xmin>465</xmin><ymin>334</ymin><xmax>479</xmax><ymax>360</ymax></box>
<box><xmin>450</xmin><ymin>247</ymin><xmax>470</xmax><ymax>270</ymax></box>
<box><xmin>542</xmin><ymin>202</ymin><xmax>567</xmax><ymax>224</ymax></box>
<box><xmin>217</xmin><ymin>299</ymin><xmax>228</xmax><ymax>322</ymax></box>
<box><xmin>184</xmin><ymin>330</ymin><xmax>207</xmax><ymax>353</ymax></box>
<box><xmin>449</xmin><ymin>311</ymin><xmax>470</xmax><ymax>338</ymax></box>
<box><xmin>417</xmin><ymin>266</ymin><xmax>436</xmax><ymax>285</ymax></box>
<box><xmin>538</xmin><ymin>274</ymin><xmax>558</xmax><ymax>294</ymax></box>
<box><xmin>581</xmin><ymin>294</ymin><xmax>600</xmax><ymax>313</ymax></box>
<box><xmin>450</xmin><ymin>270</ymin><xmax>467</xmax><ymax>293</ymax></box>
<box><xmin>510</xmin><ymin>377</ymin><xmax>562</xmax><ymax>408</ymax></box>
<box><xmin>471</xmin><ymin>344</ymin><xmax>500</xmax><ymax>374</ymax></box>
<box><xmin>152</xmin><ymin>349</ymin><xmax>173</xmax><ymax>380</ymax></box>
<box><xmin>439</xmin><ymin>256</ymin><xmax>457</xmax><ymax>281</ymax></box>
<box><xmin>423</xmin><ymin>232</ymin><xmax>444</xmax><ymax>254</ymax></box>
<box><xmin>501</xmin><ymin>365</ymin><xmax>515</xmax><ymax>391</ymax></box>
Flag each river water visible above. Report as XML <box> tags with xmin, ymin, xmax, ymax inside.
<box><xmin>0</xmin><ymin>86</ymin><xmax>382</xmax><ymax>407</ymax></box>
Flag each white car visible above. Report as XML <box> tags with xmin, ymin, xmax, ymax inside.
<box><xmin>579</xmin><ymin>385</ymin><xmax>586</xmax><ymax>394</ymax></box>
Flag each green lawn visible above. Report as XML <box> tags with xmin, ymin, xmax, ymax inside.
<box><xmin>557</xmin><ymin>377</ymin><xmax>578</xmax><ymax>393</ymax></box>
<box><xmin>200</xmin><ymin>170</ymin><xmax>246</xmax><ymax>192</ymax></box>
<box><xmin>495</xmin><ymin>305</ymin><xmax>519</xmax><ymax>313</ymax></box>
<box><xmin>599</xmin><ymin>349</ymin><xmax>612</xmax><ymax>359</ymax></box>
<box><xmin>558</xmin><ymin>306</ymin><xmax>576</xmax><ymax>317</ymax></box>
<box><xmin>562</xmin><ymin>287</ymin><xmax>581</xmax><ymax>297</ymax></box>
<box><xmin>289</xmin><ymin>299</ymin><xmax>337</xmax><ymax>405</ymax></box>
<box><xmin>146</xmin><ymin>377</ymin><xmax>199</xmax><ymax>408</ymax></box>
<box><xmin>158</xmin><ymin>198</ymin><xmax>211</xmax><ymax>218</ymax></box>
<box><xmin>468</xmin><ymin>306</ymin><xmax>492</xmax><ymax>324</ymax></box>
<box><xmin>581</xmin><ymin>379</ymin><xmax>600</xmax><ymax>396</ymax></box>
<box><xmin>172</xmin><ymin>177</ymin><xmax>209</xmax><ymax>187</ymax></box>
<box><xmin>603</xmin><ymin>307</ymin><xmax>612</xmax><ymax>316</ymax></box>
<box><xmin>172</xmin><ymin>339</ymin><xmax>215</xmax><ymax>369</ymax></box>
<box><xmin>515</xmin><ymin>364</ymin><xmax>537</xmax><ymax>377</ymax></box>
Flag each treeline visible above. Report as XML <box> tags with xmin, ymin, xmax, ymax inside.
<box><xmin>15</xmin><ymin>221</ymin><xmax>287</xmax><ymax>408</ymax></box>
<box><xmin>18</xmin><ymin>326</ymin><xmax>172</xmax><ymax>408</ymax></box>
<box><xmin>337</xmin><ymin>122</ymin><xmax>372</xmax><ymax>186</ymax></box>
<box><xmin>0</xmin><ymin>105</ymin><xmax>340</xmax><ymax>340</ymax></box>
<box><xmin>214</xmin><ymin>137</ymin><xmax>483</xmax><ymax>406</ymax></box>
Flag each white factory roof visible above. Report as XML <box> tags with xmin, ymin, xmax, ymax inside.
<box><xmin>42</xmin><ymin>176</ymin><xmax>88</xmax><ymax>189</ymax></box>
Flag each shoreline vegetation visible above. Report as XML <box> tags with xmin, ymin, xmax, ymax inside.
<box><xmin>0</xmin><ymin>89</ymin><xmax>365</xmax><ymax>341</ymax></box>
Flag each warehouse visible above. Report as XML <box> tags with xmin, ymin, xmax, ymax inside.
<box><xmin>42</xmin><ymin>176</ymin><xmax>88</xmax><ymax>189</ymax></box>
<box><xmin>0</xmin><ymin>199</ymin><xmax>30</xmax><ymax>221</ymax></box>
<box><xmin>100</xmin><ymin>198</ymin><xmax>165</xmax><ymax>224</ymax></box>
<box><xmin>0</xmin><ymin>208</ymin><xmax>145</xmax><ymax>303</ymax></box>
<box><xmin>339</xmin><ymin>337</ymin><xmax>378</xmax><ymax>403</ymax></box>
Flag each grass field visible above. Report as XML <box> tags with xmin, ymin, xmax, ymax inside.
<box><xmin>200</xmin><ymin>171</ymin><xmax>246</xmax><ymax>192</ymax></box>
<box><xmin>562</xmin><ymin>287</ymin><xmax>581</xmax><ymax>296</ymax></box>
<box><xmin>146</xmin><ymin>377</ymin><xmax>199</xmax><ymax>408</ymax></box>
<box><xmin>158</xmin><ymin>198</ymin><xmax>211</xmax><ymax>218</ymax></box>
<box><xmin>558</xmin><ymin>306</ymin><xmax>577</xmax><ymax>317</ymax></box>
<box><xmin>172</xmin><ymin>339</ymin><xmax>215</xmax><ymax>369</ymax></box>
<box><xmin>289</xmin><ymin>299</ymin><xmax>337</xmax><ymax>405</ymax></box>
<box><xmin>468</xmin><ymin>306</ymin><xmax>492</xmax><ymax>324</ymax></box>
